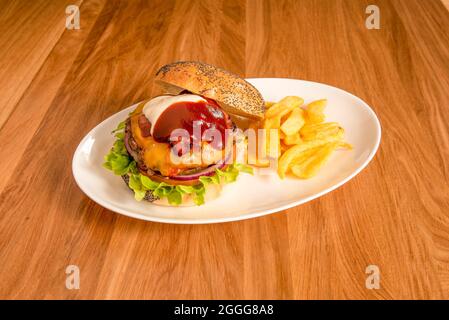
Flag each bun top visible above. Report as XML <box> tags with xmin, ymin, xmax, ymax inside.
<box><xmin>154</xmin><ymin>61</ymin><xmax>265</xmax><ymax>120</ymax></box>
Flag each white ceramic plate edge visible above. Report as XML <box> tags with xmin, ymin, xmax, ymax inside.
<box><xmin>72</xmin><ymin>78</ymin><xmax>381</xmax><ymax>224</ymax></box>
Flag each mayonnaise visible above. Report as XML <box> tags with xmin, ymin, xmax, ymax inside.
<box><xmin>142</xmin><ymin>94</ymin><xmax>207</xmax><ymax>135</ymax></box>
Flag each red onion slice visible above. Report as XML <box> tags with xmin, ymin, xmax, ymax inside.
<box><xmin>124</xmin><ymin>129</ymin><xmax>138</xmax><ymax>160</ymax></box>
<box><xmin>168</xmin><ymin>152</ymin><xmax>232</xmax><ymax>181</ymax></box>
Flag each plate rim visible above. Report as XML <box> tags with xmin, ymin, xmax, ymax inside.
<box><xmin>72</xmin><ymin>78</ymin><xmax>382</xmax><ymax>224</ymax></box>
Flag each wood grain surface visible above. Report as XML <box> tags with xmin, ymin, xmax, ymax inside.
<box><xmin>443</xmin><ymin>0</ymin><xmax>449</xmax><ymax>10</ymax></box>
<box><xmin>1</xmin><ymin>0</ymin><xmax>449</xmax><ymax>300</ymax></box>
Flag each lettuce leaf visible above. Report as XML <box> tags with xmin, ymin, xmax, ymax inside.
<box><xmin>103</xmin><ymin>119</ymin><xmax>254</xmax><ymax>205</ymax></box>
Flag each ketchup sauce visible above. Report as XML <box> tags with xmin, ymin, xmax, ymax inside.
<box><xmin>152</xmin><ymin>99</ymin><xmax>229</xmax><ymax>150</ymax></box>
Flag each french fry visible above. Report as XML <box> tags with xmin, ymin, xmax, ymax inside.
<box><xmin>289</xmin><ymin>148</ymin><xmax>320</xmax><ymax>166</ymax></box>
<box><xmin>263</xmin><ymin>116</ymin><xmax>281</xmax><ymax>130</ymax></box>
<box><xmin>265</xmin><ymin>96</ymin><xmax>304</xmax><ymax>119</ymax></box>
<box><xmin>265</xmin><ymin>101</ymin><xmax>275</xmax><ymax>108</ymax></box>
<box><xmin>247</xmin><ymin>123</ymin><xmax>270</xmax><ymax>167</ymax></box>
<box><xmin>264</xmin><ymin>129</ymin><xmax>280</xmax><ymax>159</ymax></box>
<box><xmin>250</xmin><ymin>96</ymin><xmax>352</xmax><ymax>179</ymax></box>
<box><xmin>283</xmin><ymin>132</ymin><xmax>302</xmax><ymax>145</ymax></box>
<box><xmin>280</xmin><ymin>108</ymin><xmax>305</xmax><ymax>136</ymax></box>
<box><xmin>280</xmin><ymin>141</ymin><xmax>290</xmax><ymax>152</ymax></box>
<box><xmin>263</xmin><ymin>116</ymin><xmax>281</xmax><ymax>158</ymax></box>
<box><xmin>291</xmin><ymin>142</ymin><xmax>337</xmax><ymax>179</ymax></box>
<box><xmin>307</xmin><ymin>99</ymin><xmax>327</xmax><ymax>111</ymax></box>
<box><xmin>300</xmin><ymin>122</ymin><xmax>344</xmax><ymax>142</ymax></box>
<box><xmin>337</xmin><ymin>142</ymin><xmax>353</xmax><ymax>149</ymax></box>
<box><xmin>277</xmin><ymin>139</ymin><xmax>330</xmax><ymax>178</ymax></box>
<box><xmin>305</xmin><ymin>99</ymin><xmax>327</xmax><ymax>124</ymax></box>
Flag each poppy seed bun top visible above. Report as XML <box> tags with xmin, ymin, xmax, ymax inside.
<box><xmin>154</xmin><ymin>61</ymin><xmax>265</xmax><ymax>120</ymax></box>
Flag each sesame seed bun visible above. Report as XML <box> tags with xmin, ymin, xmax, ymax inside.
<box><xmin>154</xmin><ymin>61</ymin><xmax>265</xmax><ymax>120</ymax></box>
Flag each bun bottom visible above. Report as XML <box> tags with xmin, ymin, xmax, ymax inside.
<box><xmin>122</xmin><ymin>175</ymin><xmax>222</xmax><ymax>206</ymax></box>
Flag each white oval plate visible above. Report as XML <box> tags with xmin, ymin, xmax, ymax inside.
<box><xmin>72</xmin><ymin>78</ymin><xmax>381</xmax><ymax>224</ymax></box>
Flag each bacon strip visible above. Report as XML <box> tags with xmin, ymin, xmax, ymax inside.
<box><xmin>138</xmin><ymin>114</ymin><xmax>152</xmax><ymax>137</ymax></box>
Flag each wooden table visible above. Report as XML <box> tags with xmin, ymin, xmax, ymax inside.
<box><xmin>1</xmin><ymin>0</ymin><xmax>449</xmax><ymax>300</ymax></box>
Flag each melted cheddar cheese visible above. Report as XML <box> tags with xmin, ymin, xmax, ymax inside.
<box><xmin>130</xmin><ymin>102</ymin><xmax>228</xmax><ymax>176</ymax></box>
<box><xmin>130</xmin><ymin>103</ymin><xmax>173</xmax><ymax>176</ymax></box>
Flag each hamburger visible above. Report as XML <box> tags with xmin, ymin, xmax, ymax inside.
<box><xmin>103</xmin><ymin>61</ymin><xmax>264</xmax><ymax>206</ymax></box>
